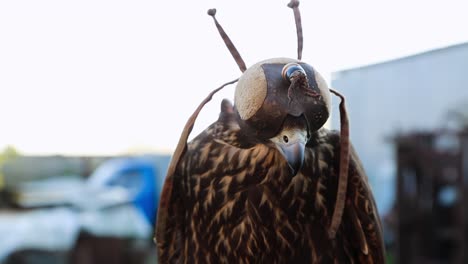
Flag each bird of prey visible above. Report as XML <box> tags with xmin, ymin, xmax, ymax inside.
<box><xmin>155</xmin><ymin>2</ymin><xmax>385</xmax><ymax>263</ymax></box>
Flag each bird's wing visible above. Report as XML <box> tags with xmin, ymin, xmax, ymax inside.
<box><xmin>331</xmin><ymin>131</ymin><xmax>386</xmax><ymax>263</ymax></box>
<box><xmin>305</xmin><ymin>130</ymin><xmax>385</xmax><ymax>263</ymax></box>
<box><xmin>155</xmin><ymin>158</ymin><xmax>184</xmax><ymax>262</ymax></box>
<box><xmin>342</xmin><ymin>143</ymin><xmax>386</xmax><ymax>263</ymax></box>
<box><xmin>155</xmin><ymin>99</ymin><xmax>249</xmax><ymax>262</ymax></box>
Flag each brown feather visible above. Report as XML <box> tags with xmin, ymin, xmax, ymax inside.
<box><xmin>155</xmin><ymin>100</ymin><xmax>385</xmax><ymax>263</ymax></box>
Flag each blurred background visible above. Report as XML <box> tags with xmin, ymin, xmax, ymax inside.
<box><xmin>1</xmin><ymin>0</ymin><xmax>467</xmax><ymax>263</ymax></box>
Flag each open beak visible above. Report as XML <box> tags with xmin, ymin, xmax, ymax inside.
<box><xmin>280</xmin><ymin>141</ymin><xmax>305</xmax><ymax>175</ymax></box>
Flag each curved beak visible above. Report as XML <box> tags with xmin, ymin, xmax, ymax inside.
<box><xmin>279</xmin><ymin>141</ymin><xmax>305</xmax><ymax>176</ymax></box>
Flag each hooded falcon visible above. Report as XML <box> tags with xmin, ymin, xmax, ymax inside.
<box><xmin>156</xmin><ymin>2</ymin><xmax>385</xmax><ymax>263</ymax></box>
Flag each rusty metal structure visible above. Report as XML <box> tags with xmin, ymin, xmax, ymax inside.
<box><xmin>394</xmin><ymin>129</ymin><xmax>468</xmax><ymax>263</ymax></box>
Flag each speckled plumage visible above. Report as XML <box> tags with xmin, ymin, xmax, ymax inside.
<box><xmin>156</xmin><ymin>100</ymin><xmax>385</xmax><ymax>263</ymax></box>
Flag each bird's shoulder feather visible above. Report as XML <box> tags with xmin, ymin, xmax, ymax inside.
<box><xmin>305</xmin><ymin>128</ymin><xmax>386</xmax><ymax>263</ymax></box>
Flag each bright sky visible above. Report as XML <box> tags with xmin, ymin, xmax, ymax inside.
<box><xmin>1</xmin><ymin>0</ymin><xmax>467</xmax><ymax>155</ymax></box>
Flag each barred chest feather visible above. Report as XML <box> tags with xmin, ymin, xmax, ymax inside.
<box><xmin>176</xmin><ymin>129</ymin><xmax>339</xmax><ymax>263</ymax></box>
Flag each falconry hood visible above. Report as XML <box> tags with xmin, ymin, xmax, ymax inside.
<box><xmin>160</xmin><ymin>0</ymin><xmax>352</xmax><ymax>243</ymax></box>
<box><xmin>234</xmin><ymin>57</ymin><xmax>331</xmax><ymax>139</ymax></box>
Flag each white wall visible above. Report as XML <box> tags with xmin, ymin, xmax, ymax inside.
<box><xmin>331</xmin><ymin>43</ymin><xmax>468</xmax><ymax>214</ymax></box>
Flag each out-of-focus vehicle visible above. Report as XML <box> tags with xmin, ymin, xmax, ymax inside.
<box><xmin>0</xmin><ymin>156</ymin><xmax>169</xmax><ymax>264</ymax></box>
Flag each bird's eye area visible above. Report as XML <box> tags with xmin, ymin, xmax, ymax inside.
<box><xmin>283</xmin><ymin>135</ymin><xmax>289</xmax><ymax>143</ymax></box>
<box><xmin>281</xmin><ymin>63</ymin><xmax>305</xmax><ymax>81</ymax></box>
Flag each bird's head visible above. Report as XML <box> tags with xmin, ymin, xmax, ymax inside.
<box><xmin>232</xmin><ymin>58</ymin><xmax>331</xmax><ymax>175</ymax></box>
<box><xmin>207</xmin><ymin>4</ymin><xmax>331</xmax><ymax>144</ymax></box>
<box><xmin>204</xmin><ymin>3</ymin><xmax>335</xmax><ymax>176</ymax></box>
<box><xmin>234</xmin><ymin>57</ymin><xmax>331</xmax><ymax>140</ymax></box>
